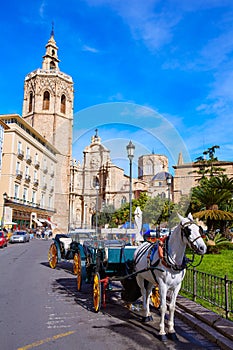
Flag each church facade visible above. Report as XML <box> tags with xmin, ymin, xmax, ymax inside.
<box><xmin>69</xmin><ymin>131</ymin><xmax>172</xmax><ymax>229</ymax></box>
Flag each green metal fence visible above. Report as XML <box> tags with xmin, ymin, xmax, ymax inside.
<box><xmin>181</xmin><ymin>268</ymin><xmax>233</xmax><ymax>319</ymax></box>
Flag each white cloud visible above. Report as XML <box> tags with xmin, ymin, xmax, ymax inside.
<box><xmin>82</xmin><ymin>45</ymin><xmax>99</xmax><ymax>53</ymax></box>
<box><xmin>39</xmin><ymin>0</ymin><xmax>46</xmax><ymax>19</ymax></box>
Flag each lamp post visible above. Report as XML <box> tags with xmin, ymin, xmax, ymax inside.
<box><xmin>1</xmin><ymin>192</ymin><xmax>8</xmax><ymax>229</ymax></box>
<box><xmin>84</xmin><ymin>203</ymin><xmax>87</xmax><ymax>229</ymax></box>
<box><xmin>126</xmin><ymin>141</ymin><xmax>135</xmax><ymax>229</ymax></box>
<box><xmin>95</xmin><ymin>180</ymin><xmax>99</xmax><ymax>236</ymax></box>
<box><xmin>166</xmin><ymin>174</ymin><xmax>172</xmax><ymax>233</ymax></box>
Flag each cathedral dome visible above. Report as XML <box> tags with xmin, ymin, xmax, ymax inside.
<box><xmin>152</xmin><ymin>171</ymin><xmax>171</xmax><ymax>181</ymax></box>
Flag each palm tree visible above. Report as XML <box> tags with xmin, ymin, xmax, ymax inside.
<box><xmin>191</xmin><ymin>176</ymin><xmax>233</xmax><ymax>237</ymax></box>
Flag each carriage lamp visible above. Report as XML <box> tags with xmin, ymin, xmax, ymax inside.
<box><xmin>166</xmin><ymin>174</ymin><xmax>172</xmax><ymax>234</ymax></box>
<box><xmin>126</xmin><ymin>141</ymin><xmax>135</xmax><ymax>229</ymax></box>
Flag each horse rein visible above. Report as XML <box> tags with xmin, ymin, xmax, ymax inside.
<box><xmin>180</xmin><ymin>220</ymin><xmax>204</xmax><ymax>253</ymax></box>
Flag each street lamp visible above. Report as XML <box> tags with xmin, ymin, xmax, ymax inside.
<box><xmin>166</xmin><ymin>174</ymin><xmax>172</xmax><ymax>233</ymax></box>
<box><xmin>126</xmin><ymin>141</ymin><xmax>135</xmax><ymax>229</ymax></box>
<box><xmin>84</xmin><ymin>203</ymin><xmax>88</xmax><ymax>229</ymax></box>
<box><xmin>95</xmin><ymin>180</ymin><xmax>99</xmax><ymax>236</ymax></box>
<box><xmin>1</xmin><ymin>192</ymin><xmax>8</xmax><ymax>229</ymax></box>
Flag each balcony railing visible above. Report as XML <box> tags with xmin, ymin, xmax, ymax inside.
<box><xmin>33</xmin><ymin>180</ymin><xmax>39</xmax><ymax>187</ymax></box>
<box><xmin>17</xmin><ymin>150</ymin><xmax>24</xmax><ymax>160</ymax></box>
<box><xmin>25</xmin><ymin>175</ymin><xmax>31</xmax><ymax>183</ymax></box>
<box><xmin>16</xmin><ymin>170</ymin><xmax>23</xmax><ymax>180</ymax></box>
<box><xmin>6</xmin><ymin>196</ymin><xmax>56</xmax><ymax>213</ymax></box>
<box><xmin>34</xmin><ymin>161</ymin><xmax>40</xmax><ymax>169</ymax></box>
<box><xmin>26</xmin><ymin>155</ymin><xmax>32</xmax><ymax>164</ymax></box>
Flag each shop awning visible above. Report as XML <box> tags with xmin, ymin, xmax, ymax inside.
<box><xmin>39</xmin><ymin>219</ymin><xmax>56</xmax><ymax>229</ymax></box>
<box><xmin>32</xmin><ymin>218</ymin><xmax>43</xmax><ymax>226</ymax></box>
<box><xmin>4</xmin><ymin>221</ymin><xmax>17</xmax><ymax>226</ymax></box>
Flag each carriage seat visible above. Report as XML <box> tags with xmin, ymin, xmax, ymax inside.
<box><xmin>59</xmin><ymin>237</ymin><xmax>72</xmax><ymax>252</ymax></box>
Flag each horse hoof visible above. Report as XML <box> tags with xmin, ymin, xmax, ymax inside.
<box><xmin>168</xmin><ymin>332</ymin><xmax>178</xmax><ymax>341</ymax></box>
<box><xmin>159</xmin><ymin>334</ymin><xmax>168</xmax><ymax>342</ymax></box>
<box><xmin>142</xmin><ymin>315</ymin><xmax>153</xmax><ymax>322</ymax></box>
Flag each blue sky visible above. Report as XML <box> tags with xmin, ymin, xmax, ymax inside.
<box><xmin>1</xmin><ymin>0</ymin><xmax>233</xmax><ymax>175</ymax></box>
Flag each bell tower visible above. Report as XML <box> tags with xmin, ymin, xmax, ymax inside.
<box><xmin>22</xmin><ymin>28</ymin><xmax>74</xmax><ymax>231</ymax></box>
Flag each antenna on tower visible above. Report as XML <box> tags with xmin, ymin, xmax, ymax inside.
<box><xmin>51</xmin><ymin>21</ymin><xmax>55</xmax><ymax>37</ymax></box>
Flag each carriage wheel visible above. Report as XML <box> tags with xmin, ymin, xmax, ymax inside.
<box><xmin>73</xmin><ymin>251</ymin><xmax>80</xmax><ymax>275</ymax></box>
<box><xmin>74</xmin><ymin>252</ymin><xmax>82</xmax><ymax>291</ymax></box>
<box><xmin>93</xmin><ymin>272</ymin><xmax>101</xmax><ymax>313</ymax></box>
<box><xmin>48</xmin><ymin>243</ymin><xmax>57</xmax><ymax>269</ymax></box>
<box><xmin>150</xmin><ymin>285</ymin><xmax>160</xmax><ymax>308</ymax></box>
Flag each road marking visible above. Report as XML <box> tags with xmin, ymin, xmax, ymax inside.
<box><xmin>17</xmin><ymin>330</ymin><xmax>76</xmax><ymax>350</ymax></box>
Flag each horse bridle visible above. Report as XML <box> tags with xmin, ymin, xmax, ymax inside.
<box><xmin>180</xmin><ymin>220</ymin><xmax>204</xmax><ymax>253</ymax></box>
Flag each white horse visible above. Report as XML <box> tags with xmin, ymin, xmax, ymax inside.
<box><xmin>134</xmin><ymin>213</ymin><xmax>207</xmax><ymax>341</ymax></box>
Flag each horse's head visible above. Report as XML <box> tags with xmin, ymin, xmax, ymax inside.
<box><xmin>177</xmin><ymin>213</ymin><xmax>207</xmax><ymax>255</ymax></box>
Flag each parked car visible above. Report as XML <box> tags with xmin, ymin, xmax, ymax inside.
<box><xmin>9</xmin><ymin>231</ymin><xmax>30</xmax><ymax>243</ymax></box>
<box><xmin>0</xmin><ymin>231</ymin><xmax>8</xmax><ymax>248</ymax></box>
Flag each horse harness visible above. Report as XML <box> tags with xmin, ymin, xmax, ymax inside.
<box><xmin>134</xmin><ymin>220</ymin><xmax>204</xmax><ymax>280</ymax></box>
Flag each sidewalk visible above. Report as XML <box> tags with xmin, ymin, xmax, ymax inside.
<box><xmin>175</xmin><ymin>295</ymin><xmax>233</xmax><ymax>350</ymax></box>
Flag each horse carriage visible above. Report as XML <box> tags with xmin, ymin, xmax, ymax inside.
<box><xmin>48</xmin><ymin>214</ymin><xmax>207</xmax><ymax>341</ymax></box>
<box><xmin>77</xmin><ymin>238</ymin><xmax>160</xmax><ymax>313</ymax></box>
<box><xmin>47</xmin><ymin>232</ymin><xmax>92</xmax><ymax>279</ymax></box>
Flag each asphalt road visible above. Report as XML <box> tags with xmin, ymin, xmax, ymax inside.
<box><xmin>0</xmin><ymin>238</ymin><xmax>221</xmax><ymax>350</ymax></box>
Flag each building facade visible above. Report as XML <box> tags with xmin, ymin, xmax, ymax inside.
<box><xmin>0</xmin><ymin>114</ymin><xmax>57</xmax><ymax>229</ymax></box>
<box><xmin>173</xmin><ymin>155</ymin><xmax>233</xmax><ymax>203</ymax></box>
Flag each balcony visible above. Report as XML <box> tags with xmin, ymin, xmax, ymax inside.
<box><xmin>50</xmin><ymin>186</ymin><xmax>54</xmax><ymax>193</ymax></box>
<box><xmin>34</xmin><ymin>161</ymin><xmax>40</xmax><ymax>169</ymax></box>
<box><xmin>17</xmin><ymin>150</ymin><xmax>24</xmax><ymax>160</ymax></box>
<box><xmin>43</xmin><ymin>167</ymin><xmax>48</xmax><ymax>174</ymax></box>
<box><xmin>50</xmin><ymin>171</ymin><xmax>55</xmax><ymax>177</ymax></box>
<box><xmin>33</xmin><ymin>180</ymin><xmax>39</xmax><ymax>187</ymax></box>
<box><xmin>26</xmin><ymin>155</ymin><xmax>32</xmax><ymax>164</ymax></box>
<box><xmin>16</xmin><ymin>170</ymin><xmax>23</xmax><ymax>180</ymax></box>
<box><xmin>42</xmin><ymin>184</ymin><xmax>47</xmax><ymax>191</ymax></box>
<box><xmin>25</xmin><ymin>175</ymin><xmax>31</xmax><ymax>183</ymax></box>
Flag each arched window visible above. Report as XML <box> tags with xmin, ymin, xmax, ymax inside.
<box><xmin>43</xmin><ymin>91</ymin><xmax>50</xmax><ymax>110</ymax></box>
<box><xmin>93</xmin><ymin>176</ymin><xmax>99</xmax><ymax>188</ymax></box>
<box><xmin>145</xmin><ymin>159</ymin><xmax>153</xmax><ymax>175</ymax></box>
<box><xmin>50</xmin><ymin>61</ymin><xmax>56</xmax><ymax>70</ymax></box>
<box><xmin>29</xmin><ymin>92</ymin><xmax>33</xmax><ymax>112</ymax></box>
<box><xmin>61</xmin><ymin>94</ymin><xmax>66</xmax><ymax>113</ymax></box>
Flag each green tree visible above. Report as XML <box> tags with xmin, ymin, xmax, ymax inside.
<box><xmin>109</xmin><ymin>192</ymin><xmax>149</xmax><ymax>228</ymax></box>
<box><xmin>193</xmin><ymin>145</ymin><xmax>225</xmax><ymax>181</ymax></box>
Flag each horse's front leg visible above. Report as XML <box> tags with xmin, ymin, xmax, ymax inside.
<box><xmin>167</xmin><ymin>287</ymin><xmax>180</xmax><ymax>340</ymax></box>
<box><xmin>158</xmin><ymin>284</ymin><xmax>167</xmax><ymax>338</ymax></box>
